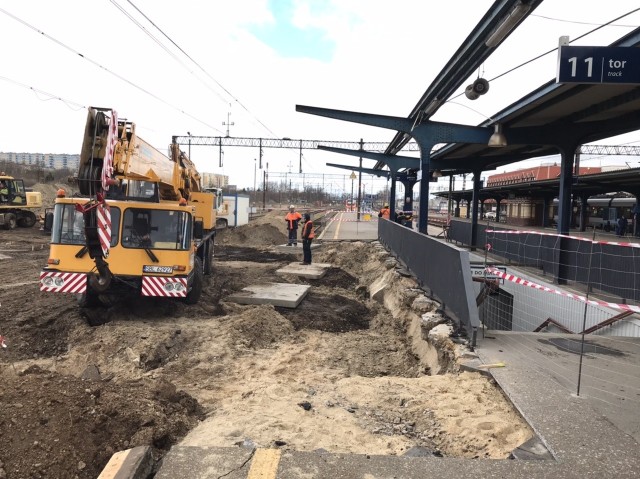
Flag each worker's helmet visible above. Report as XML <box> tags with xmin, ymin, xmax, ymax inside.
<box><xmin>289</xmin><ymin>204</ymin><xmax>295</xmax><ymax>209</ymax></box>
<box><xmin>384</xmin><ymin>204</ymin><xmax>389</xmax><ymax>208</ymax></box>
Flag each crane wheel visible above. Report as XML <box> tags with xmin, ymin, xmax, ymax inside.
<box><xmin>77</xmin><ymin>288</ymin><xmax>101</xmax><ymax>308</ymax></box>
<box><xmin>203</xmin><ymin>239</ymin><xmax>214</xmax><ymax>275</ymax></box>
<box><xmin>184</xmin><ymin>256</ymin><xmax>203</xmax><ymax>304</ymax></box>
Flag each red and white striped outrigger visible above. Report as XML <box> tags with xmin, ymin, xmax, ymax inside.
<box><xmin>39</xmin><ymin>271</ymin><xmax>87</xmax><ymax>294</ymax></box>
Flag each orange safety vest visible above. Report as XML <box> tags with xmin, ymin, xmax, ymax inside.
<box><xmin>285</xmin><ymin>211</ymin><xmax>302</xmax><ymax>229</ymax></box>
<box><xmin>379</xmin><ymin>208</ymin><xmax>390</xmax><ymax>219</ymax></box>
<box><xmin>302</xmin><ymin>220</ymin><xmax>315</xmax><ymax>239</ymax></box>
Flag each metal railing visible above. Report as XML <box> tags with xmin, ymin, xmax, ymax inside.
<box><xmin>378</xmin><ymin>219</ymin><xmax>481</xmax><ymax>346</ymax></box>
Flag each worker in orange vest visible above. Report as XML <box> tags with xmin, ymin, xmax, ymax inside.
<box><xmin>378</xmin><ymin>204</ymin><xmax>390</xmax><ymax>220</ymax></box>
<box><xmin>285</xmin><ymin>205</ymin><xmax>302</xmax><ymax>246</ymax></box>
<box><xmin>300</xmin><ymin>213</ymin><xmax>315</xmax><ymax>265</ymax></box>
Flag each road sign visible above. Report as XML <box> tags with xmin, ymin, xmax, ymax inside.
<box><xmin>557</xmin><ymin>46</ymin><xmax>640</xmax><ymax>84</ymax></box>
<box><xmin>470</xmin><ymin>265</ymin><xmax>506</xmax><ymax>282</ymax></box>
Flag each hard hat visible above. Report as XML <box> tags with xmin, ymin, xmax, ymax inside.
<box><xmin>289</xmin><ymin>204</ymin><xmax>295</xmax><ymax>209</ymax></box>
<box><xmin>384</xmin><ymin>204</ymin><xmax>389</xmax><ymax>208</ymax></box>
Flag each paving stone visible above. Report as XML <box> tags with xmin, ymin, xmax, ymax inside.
<box><xmin>227</xmin><ymin>283</ymin><xmax>310</xmax><ymax>308</ymax></box>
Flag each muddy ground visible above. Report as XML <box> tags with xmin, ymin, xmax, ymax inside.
<box><xmin>0</xmin><ymin>211</ymin><xmax>531</xmax><ymax>478</ymax></box>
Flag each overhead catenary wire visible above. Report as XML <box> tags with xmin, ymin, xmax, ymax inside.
<box><xmin>531</xmin><ymin>13</ymin><xmax>637</xmax><ymax>28</ymax></box>
<box><xmin>0</xmin><ymin>6</ymin><xmax>224</xmax><ymax>135</ymax></box>
<box><xmin>120</xmin><ymin>0</ymin><xmax>280</xmax><ymax>139</ymax></box>
<box><xmin>448</xmin><ymin>7</ymin><xmax>640</xmax><ymax>103</ymax></box>
<box><xmin>0</xmin><ymin>75</ymin><xmax>86</xmax><ymax>111</ymax></box>
<box><xmin>108</xmin><ymin>0</ymin><xmax>230</xmax><ymax>107</ymax></box>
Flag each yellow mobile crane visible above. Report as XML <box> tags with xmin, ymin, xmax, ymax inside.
<box><xmin>40</xmin><ymin>107</ymin><xmax>218</xmax><ymax>307</ymax></box>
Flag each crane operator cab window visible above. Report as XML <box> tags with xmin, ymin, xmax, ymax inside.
<box><xmin>122</xmin><ymin>208</ymin><xmax>191</xmax><ymax>250</ymax></box>
<box><xmin>50</xmin><ymin>203</ymin><xmax>121</xmax><ymax>246</ymax></box>
<box><xmin>120</xmin><ymin>180</ymin><xmax>159</xmax><ymax>202</ymax></box>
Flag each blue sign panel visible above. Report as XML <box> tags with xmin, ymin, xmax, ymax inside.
<box><xmin>556</xmin><ymin>46</ymin><xmax>640</xmax><ymax>84</ymax></box>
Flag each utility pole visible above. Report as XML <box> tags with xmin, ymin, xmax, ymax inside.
<box><xmin>350</xmin><ymin>172</ymin><xmax>356</xmax><ymax>211</ymax></box>
<box><xmin>253</xmin><ymin>158</ymin><xmax>257</xmax><ymax>206</ymax></box>
<box><xmin>223</xmin><ymin>110</ymin><xmax>234</xmax><ymax>137</ymax></box>
<box><xmin>363</xmin><ymin>183</ymin><xmax>367</xmax><ymax>212</ymax></box>
<box><xmin>187</xmin><ymin>131</ymin><xmax>191</xmax><ymax>159</ymax></box>
<box><xmin>357</xmin><ymin>138</ymin><xmax>363</xmax><ymax>221</ymax></box>
<box><xmin>262</xmin><ymin>162</ymin><xmax>269</xmax><ymax>210</ymax></box>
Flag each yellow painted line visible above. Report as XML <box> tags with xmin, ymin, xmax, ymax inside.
<box><xmin>247</xmin><ymin>448</ymin><xmax>282</xmax><ymax>479</ymax></box>
<box><xmin>332</xmin><ymin>212</ymin><xmax>343</xmax><ymax>240</ymax></box>
<box><xmin>477</xmin><ymin>362</ymin><xmax>506</xmax><ymax>369</ymax></box>
<box><xmin>318</xmin><ymin>211</ymin><xmax>340</xmax><ymax>240</ymax></box>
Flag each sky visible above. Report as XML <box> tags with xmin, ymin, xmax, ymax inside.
<box><xmin>0</xmin><ymin>0</ymin><xmax>639</xmax><ymax>196</ymax></box>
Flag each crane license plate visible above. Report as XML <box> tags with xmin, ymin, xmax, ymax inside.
<box><xmin>143</xmin><ymin>265</ymin><xmax>173</xmax><ymax>274</ymax></box>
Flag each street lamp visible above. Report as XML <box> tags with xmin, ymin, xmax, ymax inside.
<box><xmin>349</xmin><ymin>171</ymin><xmax>356</xmax><ymax>211</ymax></box>
<box><xmin>362</xmin><ymin>183</ymin><xmax>367</xmax><ymax>212</ymax></box>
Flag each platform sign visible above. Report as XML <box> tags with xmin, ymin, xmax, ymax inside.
<box><xmin>557</xmin><ymin>46</ymin><xmax>640</xmax><ymax>84</ymax></box>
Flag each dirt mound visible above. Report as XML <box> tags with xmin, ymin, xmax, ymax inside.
<box><xmin>307</xmin><ymin>267</ymin><xmax>357</xmax><ymax>289</ymax></box>
<box><xmin>218</xmin><ymin>223</ymin><xmax>286</xmax><ymax>247</ymax></box>
<box><xmin>29</xmin><ymin>182</ymin><xmax>70</xmax><ymax>216</ymax></box>
<box><xmin>315</xmin><ymin>242</ymin><xmax>388</xmax><ymax>281</ymax></box>
<box><xmin>0</xmin><ymin>366</ymin><xmax>203</xmax><ymax>479</ymax></box>
<box><xmin>225</xmin><ymin>305</ymin><xmax>295</xmax><ymax>349</ymax></box>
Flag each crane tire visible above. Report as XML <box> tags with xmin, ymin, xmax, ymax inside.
<box><xmin>184</xmin><ymin>257</ymin><xmax>203</xmax><ymax>305</ymax></box>
<box><xmin>203</xmin><ymin>239</ymin><xmax>214</xmax><ymax>275</ymax></box>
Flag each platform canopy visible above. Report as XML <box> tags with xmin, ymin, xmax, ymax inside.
<box><xmin>426</xmin><ymin>28</ymin><xmax>640</xmax><ymax>176</ymax></box>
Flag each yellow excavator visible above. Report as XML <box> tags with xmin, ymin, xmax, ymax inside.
<box><xmin>0</xmin><ymin>174</ymin><xmax>42</xmax><ymax>229</ymax></box>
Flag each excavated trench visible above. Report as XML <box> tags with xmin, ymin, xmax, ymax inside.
<box><xmin>0</xmin><ymin>236</ymin><xmax>535</xmax><ymax>478</ymax></box>
<box><xmin>175</xmin><ymin>242</ymin><xmax>533</xmax><ymax>459</ymax></box>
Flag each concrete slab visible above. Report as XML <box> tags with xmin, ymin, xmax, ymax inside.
<box><xmin>98</xmin><ymin>446</ymin><xmax>153</xmax><ymax>479</ymax></box>
<box><xmin>154</xmin><ymin>446</ymin><xmax>254</xmax><ymax>479</ymax></box>
<box><xmin>274</xmin><ymin>243</ymin><xmax>321</xmax><ymax>253</ymax></box>
<box><xmin>227</xmin><ymin>283</ymin><xmax>310</xmax><ymax>308</ymax></box>
<box><xmin>276</xmin><ymin>262</ymin><xmax>331</xmax><ymax>279</ymax></box>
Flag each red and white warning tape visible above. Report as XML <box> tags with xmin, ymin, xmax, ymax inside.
<box><xmin>486</xmin><ymin>229</ymin><xmax>640</xmax><ymax>249</ymax></box>
<box><xmin>485</xmin><ymin>267</ymin><xmax>640</xmax><ymax>314</ymax></box>
<box><xmin>336</xmin><ymin>218</ymin><xmax>378</xmax><ymax>222</ymax></box>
